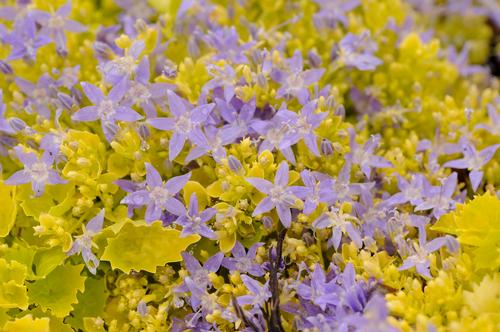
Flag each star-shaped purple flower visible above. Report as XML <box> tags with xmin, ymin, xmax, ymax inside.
<box><xmin>222</xmin><ymin>241</ymin><xmax>265</xmax><ymax>277</ymax></box>
<box><xmin>72</xmin><ymin>79</ymin><xmax>142</xmax><ymax>141</ymax></box>
<box><xmin>120</xmin><ymin>163</ymin><xmax>190</xmax><ymax>223</ymax></box>
<box><xmin>176</xmin><ymin>193</ymin><xmax>217</xmax><ymax>240</ymax></box>
<box><xmin>246</xmin><ymin>161</ymin><xmax>302</xmax><ymax>228</ymax></box>
<box><xmin>147</xmin><ymin>91</ymin><xmax>215</xmax><ymax>161</ymax></box>
<box><xmin>5</xmin><ymin>146</ymin><xmax>66</xmax><ymax>197</ymax></box>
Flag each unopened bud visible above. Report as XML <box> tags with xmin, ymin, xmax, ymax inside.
<box><xmin>228</xmin><ymin>155</ymin><xmax>243</xmax><ymax>173</ymax></box>
<box><xmin>320</xmin><ymin>139</ymin><xmax>333</xmax><ymax>156</ymax></box>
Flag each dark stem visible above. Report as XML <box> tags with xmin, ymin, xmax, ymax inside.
<box><xmin>267</xmin><ymin>228</ymin><xmax>287</xmax><ymax>332</ymax></box>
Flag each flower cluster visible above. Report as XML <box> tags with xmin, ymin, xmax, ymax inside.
<box><xmin>0</xmin><ymin>0</ymin><xmax>499</xmax><ymax>331</ymax></box>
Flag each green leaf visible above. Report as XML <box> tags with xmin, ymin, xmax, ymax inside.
<box><xmin>0</xmin><ymin>258</ymin><xmax>28</xmax><ymax>310</ymax></box>
<box><xmin>101</xmin><ymin>221</ymin><xmax>200</xmax><ymax>273</ymax></box>
<box><xmin>28</xmin><ymin>264</ymin><xmax>86</xmax><ymax>318</ymax></box>
<box><xmin>0</xmin><ymin>181</ymin><xmax>17</xmax><ymax>237</ymax></box>
<box><xmin>3</xmin><ymin>315</ymin><xmax>50</xmax><ymax>332</ymax></box>
<box><xmin>66</xmin><ymin>277</ymin><xmax>108</xmax><ymax>330</ymax></box>
<box><xmin>32</xmin><ymin>247</ymin><xmax>66</xmax><ymax>278</ymax></box>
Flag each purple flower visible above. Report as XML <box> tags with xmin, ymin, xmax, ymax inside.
<box><xmin>443</xmin><ymin>140</ymin><xmax>500</xmax><ymax>191</ymax></box>
<box><xmin>4</xmin><ymin>16</ymin><xmax>51</xmax><ymax>62</ymax></box>
<box><xmin>176</xmin><ymin>193</ymin><xmax>217</xmax><ymax>240</ymax></box>
<box><xmin>399</xmin><ymin>226</ymin><xmax>458</xmax><ymax>277</ymax></box>
<box><xmin>120</xmin><ymin>163</ymin><xmax>190</xmax><ymax>223</ymax></box>
<box><xmin>215</xmin><ymin>97</ymin><xmax>256</xmax><ymax>139</ymax></box>
<box><xmin>313</xmin><ymin>206</ymin><xmax>363</xmax><ymax>250</ymax></box>
<box><xmin>313</xmin><ymin>0</ymin><xmax>360</xmax><ymax>29</ymax></box>
<box><xmin>222</xmin><ymin>241</ymin><xmax>265</xmax><ymax>276</ymax></box>
<box><xmin>5</xmin><ymin>146</ymin><xmax>66</xmax><ymax>197</ymax></box>
<box><xmin>334</xmin><ymin>32</ymin><xmax>382</xmax><ymax>71</ymax></box>
<box><xmin>383</xmin><ymin>174</ymin><xmax>426</xmax><ymax>207</ymax></box>
<box><xmin>298</xmin><ymin>170</ymin><xmax>321</xmax><ymax>215</ymax></box>
<box><xmin>274</xmin><ymin>101</ymin><xmax>328</xmax><ymax>156</ymax></box>
<box><xmin>184</xmin><ymin>125</ymin><xmax>240</xmax><ymax>163</ymax></box>
<box><xmin>297</xmin><ymin>263</ymin><xmax>341</xmax><ymax>310</ymax></box>
<box><xmin>125</xmin><ymin>56</ymin><xmax>171</xmax><ymax>118</ymax></box>
<box><xmin>179</xmin><ymin>251</ymin><xmax>224</xmax><ymax>290</ymax></box>
<box><xmin>202</xmin><ymin>26</ymin><xmax>255</xmax><ymax>64</ymax></box>
<box><xmin>317</xmin><ymin>160</ymin><xmax>367</xmax><ymax>204</ymax></box>
<box><xmin>203</xmin><ymin>64</ymin><xmax>238</xmax><ymax>102</ymax></box>
<box><xmin>147</xmin><ymin>91</ymin><xmax>215</xmax><ymax>161</ymax></box>
<box><xmin>237</xmin><ymin>275</ymin><xmax>271</xmax><ymax>308</ymax></box>
<box><xmin>0</xmin><ymin>90</ymin><xmax>14</xmax><ymax>134</ymax></box>
<box><xmin>31</xmin><ymin>1</ymin><xmax>87</xmax><ymax>56</ymax></box>
<box><xmin>15</xmin><ymin>74</ymin><xmax>57</xmax><ymax>118</ymax></box>
<box><xmin>475</xmin><ymin>103</ymin><xmax>500</xmax><ymax>137</ymax></box>
<box><xmin>66</xmin><ymin>209</ymin><xmax>104</xmax><ymax>274</ymax></box>
<box><xmin>345</xmin><ymin>129</ymin><xmax>392</xmax><ymax>178</ymax></box>
<box><xmin>271</xmin><ymin>50</ymin><xmax>325</xmax><ymax>104</ymax></box>
<box><xmin>100</xmin><ymin>40</ymin><xmax>145</xmax><ymax>84</ymax></box>
<box><xmin>72</xmin><ymin>79</ymin><xmax>142</xmax><ymax>141</ymax></box>
<box><xmin>251</xmin><ymin>113</ymin><xmax>298</xmax><ymax>164</ymax></box>
<box><xmin>246</xmin><ymin>161</ymin><xmax>302</xmax><ymax>228</ymax></box>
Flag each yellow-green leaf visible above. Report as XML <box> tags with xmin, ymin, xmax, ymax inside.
<box><xmin>3</xmin><ymin>315</ymin><xmax>50</xmax><ymax>332</ymax></box>
<box><xmin>0</xmin><ymin>181</ymin><xmax>16</xmax><ymax>237</ymax></box>
<box><xmin>101</xmin><ymin>221</ymin><xmax>200</xmax><ymax>273</ymax></box>
<box><xmin>28</xmin><ymin>265</ymin><xmax>86</xmax><ymax>318</ymax></box>
<box><xmin>183</xmin><ymin>181</ymin><xmax>209</xmax><ymax>208</ymax></box>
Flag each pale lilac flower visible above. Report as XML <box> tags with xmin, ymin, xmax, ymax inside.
<box><xmin>443</xmin><ymin>140</ymin><xmax>500</xmax><ymax>191</ymax></box>
<box><xmin>72</xmin><ymin>79</ymin><xmax>142</xmax><ymax>141</ymax></box>
<box><xmin>399</xmin><ymin>226</ymin><xmax>459</xmax><ymax>277</ymax></box>
<box><xmin>237</xmin><ymin>275</ymin><xmax>271</xmax><ymax>308</ymax></box>
<box><xmin>5</xmin><ymin>146</ymin><xmax>66</xmax><ymax>197</ymax></box>
<box><xmin>334</xmin><ymin>32</ymin><xmax>382</xmax><ymax>71</ymax></box>
<box><xmin>31</xmin><ymin>1</ymin><xmax>87</xmax><ymax>56</ymax></box>
<box><xmin>246</xmin><ymin>161</ymin><xmax>302</xmax><ymax>227</ymax></box>
<box><xmin>147</xmin><ymin>91</ymin><xmax>215</xmax><ymax>161</ymax></box>
<box><xmin>345</xmin><ymin>129</ymin><xmax>392</xmax><ymax>178</ymax></box>
<box><xmin>203</xmin><ymin>64</ymin><xmax>238</xmax><ymax>101</ymax></box>
<box><xmin>15</xmin><ymin>74</ymin><xmax>57</xmax><ymax>118</ymax></box>
<box><xmin>297</xmin><ymin>264</ymin><xmax>341</xmax><ymax>310</ymax></box>
<box><xmin>100</xmin><ymin>40</ymin><xmax>145</xmax><ymax>84</ymax></box>
<box><xmin>66</xmin><ymin>210</ymin><xmax>105</xmax><ymax>274</ymax></box>
<box><xmin>313</xmin><ymin>0</ymin><xmax>359</xmax><ymax>29</ymax></box>
<box><xmin>4</xmin><ymin>16</ymin><xmax>51</xmax><ymax>62</ymax></box>
<box><xmin>383</xmin><ymin>174</ymin><xmax>426</xmax><ymax>207</ymax></box>
<box><xmin>216</xmin><ymin>97</ymin><xmax>256</xmax><ymax>139</ymax></box>
<box><xmin>297</xmin><ymin>170</ymin><xmax>321</xmax><ymax>215</ymax></box>
<box><xmin>120</xmin><ymin>163</ymin><xmax>190</xmax><ymax>222</ymax></box>
<box><xmin>202</xmin><ymin>26</ymin><xmax>255</xmax><ymax>64</ymax></box>
<box><xmin>176</xmin><ymin>193</ymin><xmax>217</xmax><ymax>240</ymax></box>
<box><xmin>317</xmin><ymin>160</ymin><xmax>366</xmax><ymax>204</ymax></box>
<box><xmin>313</xmin><ymin>206</ymin><xmax>363</xmax><ymax>250</ymax></box>
<box><xmin>184</xmin><ymin>125</ymin><xmax>240</xmax><ymax>163</ymax></box>
<box><xmin>271</xmin><ymin>50</ymin><xmax>325</xmax><ymax>104</ymax></box>
<box><xmin>475</xmin><ymin>104</ymin><xmax>500</xmax><ymax>136</ymax></box>
<box><xmin>415</xmin><ymin>172</ymin><xmax>458</xmax><ymax>219</ymax></box>
<box><xmin>222</xmin><ymin>242</ymin><xmax>265</xmax><ymax>276</ymax></box>
<box><xmin>0</xmin><ymin>90</ymin><xmax>14</xmax><ymax>134</ymax></box>
<box><xmin>179</xmin><ymin>251</ymin><xmax>224</xmax><ymax>290</ymax></box>
<box><xmin>275</xmin><ymin>101</ymin><xmax>328</xmax><ymax>156</ymax></box>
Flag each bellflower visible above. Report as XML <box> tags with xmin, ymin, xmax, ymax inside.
<box><xmin>66</xmin><ymin>210</ymin><xmax>105</xmax><ymax>274</ymax></box>
<box><xmin>443</xmin><ymin>139</ymin><xmax>500</xmax><ymax>191</ymax></box>
<box><xmin>271</xmin><ymin>50</ymin><xmax>325</xmax><ymax>104</ymax></box>
<box><xmin>296</xmin><ymin>264</ymin><xmax>341</xmax><ymax>310</ymax></box>
<box><xmin>179</xmin><ymin>251</ymin><xmax>224</xmax><ymax>290</ymax></box>
<box><xmin>334</xmin><ymin>32</ymin><xmax>382</xmax><ymax>71</ymax></box>
<box><xmin>237</xmin><ymin>275</ymin><xmax>271</xmax><ymax>308</ymax></box>
<box><xmin>31</xmin><ymin>1</ymin><xmax>87</xmax><ymax>56</ymax></box>
<box><xmin>222</xmin><ymin>241</ymin><xmax>265</xmax><ymax>276</ymax></box>
<box><xmin>72</xmin><ymin>79</ymin><xmax>142</xmax><ymax>141</ymax></box>
<box><xmin>120</xmin><ymin>163</ymin><xmax>190</xmax><ymax>222</ymax></box>
<box><xmin>313</xmin><ymin>206</ymin><xmax>363</xmax><ymax>250</ymax></box>
<box><xmin>5</xmin><ymin>146</ymin><xmax>66</xmax><ymax>197</ymax></box>
<box><xmin>147</xmin><ymin>91</ymin><xmax>215</xmax><ymax>161</ymax></box>
<box><xmin>176</xmin><ymin>193</ymin><xmax>217</xmax><ymax>240</ymax></box>
<box><xmin>246</xmin><ymin>161</ymin><xmax>302</xmax><ymax>227</ymax></box>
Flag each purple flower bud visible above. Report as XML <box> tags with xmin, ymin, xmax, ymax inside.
<box><xmin>308</xmin><ymin>51</ymin><xmax>322</xmax><ymax>68</ymax></box>
<box><xmin>228</xmin><ymin>155</ymin><xmax>243</xmax><ymax>173</ymax></box>
<box><xmin>0</xmin><ymin>61</ymin><xmax>13</xmax><ymax>75</ymax></box>
<box><xmin>57</xmin><ymin>92</ymin><xmax>74</xmax><ymax>110</ymax></box>
<box><xmin>138</xmin><ymin>123</ymin><xmax>151</xmax><ymax>140</ymax></box>
<box><xmin>94</xmin><ymin>41</ymin><xmax>113</xmax><ymax>61</ymax></box>
<box><xmin>320</xmin><ymin>139</ymin><xmax>333</xmax><ymax>156</ymax></box>
<box><xmin>9</xmin><ymin>117</ymin><xmax>28</xmax><ymax>132</ymax></box>
<box><xmin>335</xmin><ymin>104</ymin><xmax>345</xmax><ymax>118</ymax></box>
<box><xmin>262</xmin><ymin>216</ymin><xmax>273</xmax><ymax>230</ymax></box>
